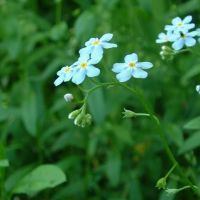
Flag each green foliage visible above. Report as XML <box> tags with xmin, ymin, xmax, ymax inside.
<box><xmin>0</xmin><ymin>0</ymin><xmax>200</xmax><ymax>199</ymax></box>
<box><xmin>13</xmin><ymin>165</ymin><xmax>66</xmax><ymax>196</ymax></box>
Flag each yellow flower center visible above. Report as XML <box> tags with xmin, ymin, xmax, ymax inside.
<box><xmin>80</xmin><ymin>62</ymin><xmax>88</xmax><ymax>69</ymax></box>
<box><xmin>64</xmin><ymin>67</ymin><xmax>71</xmax><ymax>73</ymax></box>
<box><xmin>92</xmin><ymin>39</ymin><xmax>101</xmax><ymax>46</ymax></box>
<box><xmin>177</xmin><ymin>22</ymin><xmax>183</xmax><ymax>27</ymax></box>
<box><xmin>128</xmin><ymin>62</ymin><xmax>136</xmax><ymax>68</ymax></box>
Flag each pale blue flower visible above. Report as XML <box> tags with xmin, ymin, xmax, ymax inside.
<box><xmin>54</xmin><ymin>65</ymin><xmax>74</xmax><ymax>86</ymax></box>
<box><xmin>165</xmin><ymin>16</ymin><xmax>195</xmax><ymax>33</ymax></box>
<box><xmin>72</xmin><ymin>52</ymin><xmax>100</xmax><ymax>85</ymax></box>
<box><xmin>156</xmin><ymin>31</ymin><xmax>178</xmax><ymax>43</ymax></box>
<box><xmin>112</xmin><ymin>53</ymin><xmax>153</xmax><ymax>82</ymax></box>
<box><xmin>196</xmin><ymin>85</ymin><xmax>200</xmax><ymax>94</ymax></box>
<box><xmin>172</xmin><ymin>30</ymin><xmax>198</xmax><ymax>50</ymax></box>
<box><xmin>79</xmin><ymin>33</ymin><xmax>117</xmax><ymax>63</ymax></box>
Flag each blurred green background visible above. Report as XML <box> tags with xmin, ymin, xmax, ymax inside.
<box><xmin>1</xmin><ymin>0</ymin><xmax>200</xmax><ymax>199</ymax></box>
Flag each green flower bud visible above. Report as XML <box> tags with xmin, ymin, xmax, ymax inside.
<box><xmin>160</xmin><ymin>46</ymin><xmax>174</xmax><ymax>61</ymax></box>
<box><xmin>156</xmin><ymin>177</ymin><xmax>167</xmax><ymax>190</ymax></box>
<box><xmin>122</xmin><ymin>108</ymin><xmax>137</xmax><ymax>118</ymax></box>
<box><xmin>68</xmin><ymin>109</ymin><xmax>81</xmax><ymax>119</ymax></box>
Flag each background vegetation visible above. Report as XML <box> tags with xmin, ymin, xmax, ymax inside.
<box><xmin>1</xmin><ymin>0</ymin><xmax>200</xmax><ymax>199</ymax></box>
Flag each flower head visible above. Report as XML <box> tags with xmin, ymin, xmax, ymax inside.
<box><xmin>172</xmin><ymin>30</ymin><xmax>197</xmax><ymax>50</ymax></box>
<box><xmin>112</xmin><ymin>53</ymin><xmax>153</xmax><ymax>82</ymax></box>
<box><xmin>64</xmin><ymin>93</ymin><xmax>74</xmax><ymax>102</ymax></box>
<box><xmin>165</xmin><ymin>16</ymin><xmax>195</xmax><ymax>33</ymax></box>
<box><xmin>54</xmin><ymin>65</ymin><xmax>74</xmax><ymax>86</ymax></box>
<box><xmin>79</xmin><ymin>33</ymin><xmax>117</xmax><ymax>63</ymax></box>
<box><xmin>71</xmin><ymin>52</ymin><xmax>100</xmax><ymax>85</ymax></box>
<box><xmin>156</xmin><ymin>31</ymin><xmax>178</xmax><ymax>43</ymax></box>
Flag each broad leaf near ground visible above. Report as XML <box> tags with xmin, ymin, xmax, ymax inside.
<box><xmin>13</xmin><ymin>164</ymin><xmax>67</xmax><ymax>196</ymax></box>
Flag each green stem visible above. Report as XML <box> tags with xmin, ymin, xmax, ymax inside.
<box><xmin>165</xmin><ymin>163</ymin><xmax>177</xmax><ymax>179</ymax></box>
<box><xmin>55</xmin><ymin>0</ymin><xmax>62</xmax><ymax>24</ymax></box>
<box><xmin>83</xmin><ymin>81</ymin><xmax>200</xmax><ymax>196</ymax></box>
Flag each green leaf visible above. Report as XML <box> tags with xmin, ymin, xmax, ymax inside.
<box><xmin>13</xmin><ymin>165</ymin><xmax>67</xmax><ymax>196</ymax></box>
<box><xmin>0</xmin><ymin>159</ymin><xmax>9</xmax><ymax>167</ymax></box>
<box><xmin>74</xmin><ymin>10</ymin><xmax>97</xmax><ymax>42</ymax></box>
<box><xmin>105</xmin><ymin>151</ymin><xmax>121</xmax><ymax>187</ymax></box>
<box><xmin>184</xmin><ymin>116</ymin><xmax>200</xmax><ymax>130</ymax></box>
<box><xmin>49</xmin><ymin>22</ymin><xmax>68</xmax><ymax>41</ymax></box>
<box><xmin>178</xmin><ymin>132</ymin><xmax>200</xmax><ymax>154</ymax></box>
<box><xmin>88</xmin><ymin>88</ymin><xmax>106</xmax><ymax>124</ymax></box>
<box><xmin>21</xmin><ymin>91</ymin><xmax>37</xmax><ymax>136</ymax></box>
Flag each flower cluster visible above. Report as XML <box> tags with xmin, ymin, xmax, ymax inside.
<box><xmin>54</xmin><ymin>33</ymin><xmax>117</xmax><ymax>86</ymax></box>
<box><xmin>156</xmin><ymin>16</ymin><xmax>199</xmax><ymax>51</ymax></box>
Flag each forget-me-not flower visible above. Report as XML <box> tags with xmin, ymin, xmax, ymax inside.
<box><xmin>54</xmin><ymin>66</ymin><xmax>74</xmax><ymax>86</ymax></box>
<box><xmin>196</xmin><ymin>85</ymin><xmax>200</xmax><ymax>94</ymax></box>
<box><xmin>112</xmin><ymin>53</ymin><xmax>153</xmax><ymax>82</ymax></box>
<box><xmin>156</xmin><ymin>32</ymin><xmax>177</xmax><ymax>43</ymax></box>
<box><xmin>165</xmin><ymin>16</ymin><xmax>195</xmax><ymax>33</ymax></box>
<box><xmin>172</xmin><ymin>30</ymin><xmax>198</xmax><ymax>50</ymax></box>
<box><xmin>71</xmin><ymin>52</ymin><xmax>100</xmax><ymax>85</ymax></box>
<box><xmin>79</xmin><ymin>33</ymin><xmax>117</xmax><ymax>63</ymax></box>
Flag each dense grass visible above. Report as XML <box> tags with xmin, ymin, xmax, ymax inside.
<box><xmin>1</xmin><ymin>0</ymin><xmax>200</xmax><ymax>199</ymax></box>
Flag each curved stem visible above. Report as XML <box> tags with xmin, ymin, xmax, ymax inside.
<box><xmin>83</xmin><ymin>81</ymin><xmax>200</xmax><ymax>196</ymax></box>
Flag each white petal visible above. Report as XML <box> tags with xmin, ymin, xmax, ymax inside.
<box><xmin>137</xmin><ymin>62</ymin><xmax>153</xmax><ymax>69</ymax></box>
<box><xmin>85</xmin><ymin>38</ymin><xmax>96</xmax><ymax>46</ymax></box>
<box><xmin>78</xmin><ymin>51</ymin><xmax>90</xmax><ymax>62</ymax></box>
<box><xmin>187</xmin><ymin>31</ymin><xmax>198</xmax><ymax>37</ymax></box>
<box><xmin>185</xmin><ymin>37</ymin><xmax>196</xmax><ymax>47</ymax></box>
<box><xmin>54</xmin><ymin>76</ymin><xmax>64</xmax><ymax>86</ymax></box>
<box><xmin>91</xmin><ymin>46</ymin><xmax>103</xmax><ymax>63</ymax></box>
<box><xmin>124</xmin><ymin>53</ymin><xmax>138</xmax><ymax>63</ymax></box>
<box><xmin>112</xmin><ymin>63</ymin><xmax>127</xmax><ymax>73</ymax></box>
<box><xmin>132</xmin><ymin>68</ymin><xmax>148</xmax><ymax>78</ymax></box>
<box><xmin>172</xmin><ymin>38</ymin><xmax>184</xmax><ymax>50</ymax></box>
<box><xmin>72</xmin><ymin>69</ymin><xmax>86</xmax><ymax>85</ymax></box>
<box><xmin>165</xmin><ymin>25</ymin><xmax>174</xmax><ymax>31</ymax></box>
<box><xmin>64</xmin><ymin>72</ymin><xmax>73</xmax><ymax>82</ymax></box>
<box><xmin>79</xmin><ymin>46</ymin><xmax>93</xmax><ymax>55</ymax></box>
<box><xmin>86</xmin><ymin>66</ymin><xmax>100</xmax><ymax>77</ymax></box>
<box><xmin>101</xmin><ymin>42</ymin><xmax>117</xmax><ymax>49</ymax></box>
<box><xmin>116</xmin><ymin>69</ymin><xmax>132</xmax><ymax>82</ymax></box>
<box><xmin>100</xmin><ymin>33</ymin><xmax>113</xmax><ymax>42</ymax></box>
<box><xmin>172</xmin><ymin>17</ymin><xmax>182</xmax><ymax>25</ymax></box>
<box><xmin>183</xmin><ymin>16</ymin><xmax>192</xmax><ymax>23</ymax></box>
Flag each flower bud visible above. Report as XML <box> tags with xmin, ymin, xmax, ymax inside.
<box><xmin>156</xmin><ymin>177</ymin><xmax>167</xmax><ymax>189</ymax></box>
<box><xmin>64</xmin><ymin>93</ymin><xmax>74</xmax><ymax>102</ymax></box>
<box><xmin>122</xmin><ymin>108</ymin><xmax>137</xmax><ymax>118</ymax></box>
<box><xmin>68</xmin><ymin>109</ymin><xmax>81</xmax><ymax>119</ymax></box>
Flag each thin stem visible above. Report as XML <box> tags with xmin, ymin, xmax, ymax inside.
<box><xmin>82</xmin><ymin>81</ymin><xmax>200</xmax><ymax>196</ymax></box>
<box><xmin>165</xmin><ymin>163</ymin><xmax>177</xmax><ymax>179</ymax></box>
<box><xmin>55</xmin><ymin>0</ymin><xmax>62</xmax><ymax>24</ymax></box>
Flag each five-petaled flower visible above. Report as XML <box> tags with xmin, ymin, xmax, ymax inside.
<box><xmin>71</xmin><ymin>53</ymin><xmax>100</xmax><ymax>85</ymax></box>
<box><xmin>156</xmin><ymin>15</ymin><xmax>199</xmax><ymax>51</ymax></box>
<box><xmin>54</xmin><ymin>65</ymin><xmax>74</xmax><ymax>86</ymax></box>
<box><xmin>172</xmin><ymin>30</ymin><xmax>198</xmax><ymax>50</ymax></box>
<box><xmin>165</xmin><ymin>16</ymin><xmax>195</xmax><ymax>33</ymax></box>
<box><xmin>79</xmin><ymin>33</ymin><xmax>117</xmax><ymax>63</ymax></box>
<box><xmin>112</xmin><ymin>53</ymin><xmax>153</xmax><ymax>82</ymax></box>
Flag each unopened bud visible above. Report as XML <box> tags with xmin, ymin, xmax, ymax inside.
<box><xmin>122</xmin><ymin>108</ymin><xmax>137</xmax><ymax>118</ymax></box>
<box><xmin>68</xmin><ymin>109</ymin><xmax>81</xmax><ymax>119</ymax></box>
<box><xmin>64</xmin><ymin>93</ymin><xmax>73</xmax><ymax>102</ymax></box>
<box><xmin>156</xmin><ymin>177</ymin><xmax>167</xmax><ymax>189</ymax></box>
